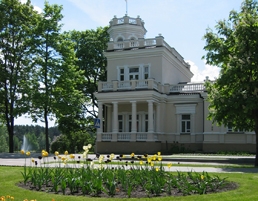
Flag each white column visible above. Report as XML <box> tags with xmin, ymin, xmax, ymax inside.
<box><xmin>107</xmin><ymin>105</ymin><xmax>112</xmax><ymax>132</ymax></box>
<box><xmin>96</xmin><ymin>102</ymin><xmax>103</xmax><ymax>141</ymax></box>
<box><xmin>130</xmin><ymin>101</ymin><xmax>137</xmax><ymax>132</ymax></box>
<box><xmin>147</xmin><ymin>100</ymin><xmax>154</xmax><ymax>132</ymax></box>
<box><xmin>112</xmin><ymin>102</ymin><xmax>118</xmax><ymax>133</ymax></box>
<box><xmin>156</xmin><ymin>103</ymin><xmax>160</xmax><ymax>133</ymax></box>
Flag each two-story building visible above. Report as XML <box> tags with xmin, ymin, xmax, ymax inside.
<box><xmin>94</xmin><ymin>14</ymin><xmax>256</xmax><ymax>154</ymax></box>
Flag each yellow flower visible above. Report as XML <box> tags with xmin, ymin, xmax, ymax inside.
<box><xmin>139</xmin><ymin>160</ymin><xmax>143</xmax><ymax>165</ymax></box>
<box><xmin>54</xmin><ymin>151</ymin><xmax>59</xmax><ymax>156</ymax></box>
<box><xmin>42</xmin><ymin>151</ymin><xmax>48</xmax><ymax>157</ymax></box>
<box><xmin>99</xmin><ymin>155</ymin><xmax>104</xmax><ymax>163</ymax></box>
<box><xmin>147</xmin><ymin>157</ymin><xmax>152</xmax><ymax>163</ymax></box>
<box><xmin>70</xmin><ymin>154</ymin><xmax>75</xmax><ymax>159</ymax></box>
<box><xmin>64</xmin><ymin>150</ymin><xmax>68</xmax><ymax>155</ymax></box>
<box><xmin>61</xmin><ymin>157</ymin><xmax>66</xmax><ymax>161</ymax></box>
<box><xmin>155</xmin><ymin>167</ymin><xmax>159</xmax><ymax>171</ymax></box>
<box><xmin>20</xmin><ymin>150</ymin><xmax>25</xmax><ymax>154</ymax></box>
<box><xmin>158</xmin><ymin>156</ymin><xmax>162</xmax><ymax>161</ymax></box>
<box><xmin>31</xmin><ymin>158</ymin><xmax>35</xmax><ymax>163</ymax></box>
<box><xmin>201</xmin><ymin>175</ymin><xmax>204</xmax><ymax>180</ymax></box>
<box><xmin>87</xmin><ymin>144</ymin><xmax>92</xmax><ymax>149</ymax></box>
<box><xmin>150</xmin><ymin>162</ymin><xmax>154</xmax><ymax>167</ymax></box>
<box><xmin>167</xmin><ymin>163</ymin><xmax>172</xmax><ymax>168</ymax></box>
<box><xmin>110</xmin><ymin>153</ymin><xmax>115</xmax><ymax>160</ymax></box>
<box><xmin>130</xmin><ymin>152</ymin><xmax>135</xmax><ymax>158</ymax></box>
<box><xmin>26</xmin><ymin>151</ymin><xmax>30</xmax><ymax>156</ymax></box>
<box><xmin>157</xmin><ymin>152</ymin><xmax>161</xmax><ymax>155</ymax></box>
<box><xmin>83</xmin><ymin>146</ymin><xmax>89</xmax><ymax>151</ymax></box>
<box><xmin>10</xmin><ymin>197</ymin><xmax>14</xmax><ymax>200</ymax></box>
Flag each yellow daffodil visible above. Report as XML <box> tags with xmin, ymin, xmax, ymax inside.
<box><xmin>167</xmin><ymin>163</ymin><xmax>172</xmax><ymax>168</ymax></box>
<box><xmin>87</xmin><ymin>144</ymin><xmax>92</xmax><ymax>149</ymax></box>
<box><xmin>20</xmin><ymin>150</ymin><xmax>25</xmax><ymax>154</ymax></box>
<box><xmin>10</xmin><ymin>197</ymin><xmax>14</xmax><ymax>200</ymax></box>
<box><xmin>150</xmin><ymin>162</ymin><xmax>154</xmax><ymax>167</ymax></box>
<box><xmin>64</xmin><ymin>150</ymin><xmax>68</xmax><ymax>155</ymax></box>
<box><xmin>26</xmin><ymin>151</ymin><xmax>30</xmax><ymax>156</ymax></box>
<box><xmin>201</xmin><ymin>175</ymin><xmax>204</xmax><ymax>180</ymax></box>
<box><xmin>54</xmin><ymin>151</ymin><xmax>59</xmax><ymax>156</ymax></box>
<box><xmin>61</xmin><ymin>157</ymin><xmax>66</xmax><ymax>161</ymax></box>
<box><xmin>83</xmin><ymin>146</ymin><xmax>89</xmax><ymax>151</ymax></box>
<box><xmin>99</xmin><ymin>155</ymin><xmax>104</xmax><ymax>163</ymax></box>
<box><xmin>70</xmin><ymin>154</ymin><xmax>75</xmax><ymax>159</ymax></box>
<box><xmin>157</xmin><ymin>152</ymin><xmax>161</xmax><ymax>155</ymax></box>
<box><xmin>139</xmin><ymin>160</ymin><xmax>143</xmax><ymax>165</ymax></box>
<box><xmin>130</xmin><ymin>152</ymin><xmax>135</xmax><ymax>158</ymax></box>
<box><xmin>155</xmin><ymin>167</ymin><xmax>159</xmax><ymax>171</ymax></box>
<box><xmin>31</xmin><ymin>158</ymin><xmax>35</xmax><ymax>163</ymax></box>
<box><xmin>110</xmin><ymin>153</ymin><xmax>115</xmax><ymax>160</ymax></box>
<box><xmin>158</xmin><ymin>156</ymin><xmax>162</xmax><ymax>161</ymax></box>
<box><xmin>42</xmin><ymin>151</ymin><xmax>48</xmax><ymax>157</ymax></box>
<box><xmin>147</xmin><ymin>157</ymin><xmax>152</xmax><ymax>163</ymax></box>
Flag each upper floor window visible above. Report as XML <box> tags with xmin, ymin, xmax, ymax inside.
<box><xmin>181</xmin><ymin>114</ymin><xmax>190</xmax><ymax>133</ymax></box>
<box><xmin>144</xmin><ymin>66</ymin><xmax>149</xmax><ymax>79</ymax></box>
<box><xmin>129</xmin><ymin>67</ymin><xmax>139</xmax><ymax>80</ymax></box>
<box><xmin>117</xmin><ymin>37</ymin><xmax>123</xmax><ymax>42</ymax></box>
<box><xmin>117</xmin><ymin>64</ymin><xmax>150</xmax><ymax>81</ymax></box>
<box><xmin>120</xmin><ymin>68</ymin><xmax>124</xmax><ymax>81</ymax></box>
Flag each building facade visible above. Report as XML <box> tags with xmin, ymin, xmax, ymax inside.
<box><xmin>94</xmin><ymin>15</ymin><xmax>255</xmax><ymax>154</ymax></box>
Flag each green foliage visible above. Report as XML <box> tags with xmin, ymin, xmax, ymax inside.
<box><xmin>203</xmin><ymin>0</ymin><xmax>258</xmax><ymax>165</ymax></box>
<box><xmin>50</xmin><ymin>131</ymin><xmax>94</xmax><ymax>153</ymax></box>
<box><xmin>19</xmin><ymin>152</ymin><xmax>229</xmax><ymax>198</ymax></box>
<box><xmin>203</xmin><ymin>0</ymin><xmax>258</xmax><ymax>130</ymax></box>
<box><xmin>0</xmin><ymin>0</ymin><xmax>38</xmax><ymax>152</ymax></box>
<box><xmin>0</xmin><ymin>125</ymin><xmax>8</xmax><ymax>152</ymax></box>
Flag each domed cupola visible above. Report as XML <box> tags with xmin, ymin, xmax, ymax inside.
<box><xmin>108</xmin><ymin>15</ymin><xmax>147</xmax><ymax>42</ymax></box>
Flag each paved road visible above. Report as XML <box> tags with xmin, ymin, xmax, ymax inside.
<box><xmin>1</xmin><ymin>153</ymin><xmax>258</xmax><ymax>173</ymax></box>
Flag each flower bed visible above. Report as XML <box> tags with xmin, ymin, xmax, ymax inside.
<box><xmin>17</xmin><ymin>145</ymin><xmax>237</xmax><ymax>198</ymax></box>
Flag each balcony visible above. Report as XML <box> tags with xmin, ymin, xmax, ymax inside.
<box><xmin>98</xmin><ymin>79</ymin><xmax>205</xmax><ymax>94</ymax></box>
<box><xmin>107</xmin><ymin>35</ymin><xmax>190</xmax><ymax>69</ymax></box>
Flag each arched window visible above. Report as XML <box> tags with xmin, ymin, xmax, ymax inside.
<box><xmin>117</xmin><ymin>37</ymin><xmax>123</xmax><ymax>42</ymax></box>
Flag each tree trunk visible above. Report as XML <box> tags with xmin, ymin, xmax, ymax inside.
<box><xmin>45</xmin><ymin>111</ymin><xmax>49</xmax><ymax>153</ymax></box>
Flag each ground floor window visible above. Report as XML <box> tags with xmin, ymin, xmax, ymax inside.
<box><xmin>120</xmin><ymin>113</ymin><xmax>150</xmax><ymax>132</ymax></box>
<box><xmin>181</xmin><ymin>114</ymin><xmax>190</xmax><ymax>133</ymax></box>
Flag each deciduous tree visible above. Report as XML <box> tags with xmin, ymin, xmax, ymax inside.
<box><xmin>0</xmin><ymin>0</ymin><xmax>37</xmax><ymax>152</ymax></box>
<box><xmin>203</xmin><ymin>0</ymin><xmax>258</xmax><ymax>166</ymax></box>
<box><xmin>29</xmin><ymin>2</ymin><xmax>85</xmax><ymax>152</ymax></box>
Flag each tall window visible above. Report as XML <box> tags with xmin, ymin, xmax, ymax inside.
<box><xmin>120</xmin><ymin>68</ymin><xmax>124</xmax><ymax>81</ymax></box>
<box><xmin>129</xmin><ymin>67</ymin><xmax>139</xmax><ymax>80</ymax></box>
<box><xmin>144</xmin><ymin>66</ymin><xmax>149</xmax><ymax>79</ymax></box>
<box><xmin>144</xmin><ymin>114</ymin><xmax>148</xmax><ymax>132</ymax></box>
<box><xmin>118</xmin><ymin>115</ymin><xmax>123</xmax><ymax>132</ymax></box>
<box><xmin>181</xmin><ymin>115</ymin><xmax>190</xmax><ymax>133</ymax></box>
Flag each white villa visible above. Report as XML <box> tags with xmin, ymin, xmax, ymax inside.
<box><xmin>94</xmin><ymin>14</ymin><xmax>255</xmax><ymax>154</ymax></box>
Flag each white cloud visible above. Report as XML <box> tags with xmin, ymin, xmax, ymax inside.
<box><xmin>187</xmin><ymin>60</ymin><xmax>220</xmax><ymax>82</ymax></box>
<box><xmin>19</xmin><ymin>0</ymin><xmax>43</xmax><ymax>13</ymax></box>
<box><xmin>67</xmin><ymin>0</ymin><xmax>112</xmax><ymax>26</ymax></box>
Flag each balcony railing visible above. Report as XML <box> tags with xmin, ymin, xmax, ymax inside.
<box><xmin>98</xmin><ymin>79</ymin><xmax>205</xmax><ymax>94</ymax></box>
<box><xmin>107</xmin><ymin>36</ymin><xmax>190</xmax><ymax>69</ymax></box>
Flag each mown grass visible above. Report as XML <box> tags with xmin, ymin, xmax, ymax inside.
<box><xmin>1</xmin><ymin>166</ymin><xmax>258</xmax><ymax>201</ymax></box>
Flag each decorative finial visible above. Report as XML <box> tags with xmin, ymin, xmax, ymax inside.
<box><xmin>125</xmin><ymin>0</ymin><xmax>128</xmax><ymax>15</ymax></box>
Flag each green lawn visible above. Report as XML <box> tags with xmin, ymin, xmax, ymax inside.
<box><xmin>0</xmin><ymin>166</ymin><xmax>258</xmax><ymax>201</ymax></box>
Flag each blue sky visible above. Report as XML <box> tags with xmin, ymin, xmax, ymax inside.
<box><xmin>16</xmin><ymin>0</ymin><xmax>244</xmax><ymax>126</ymax></box>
